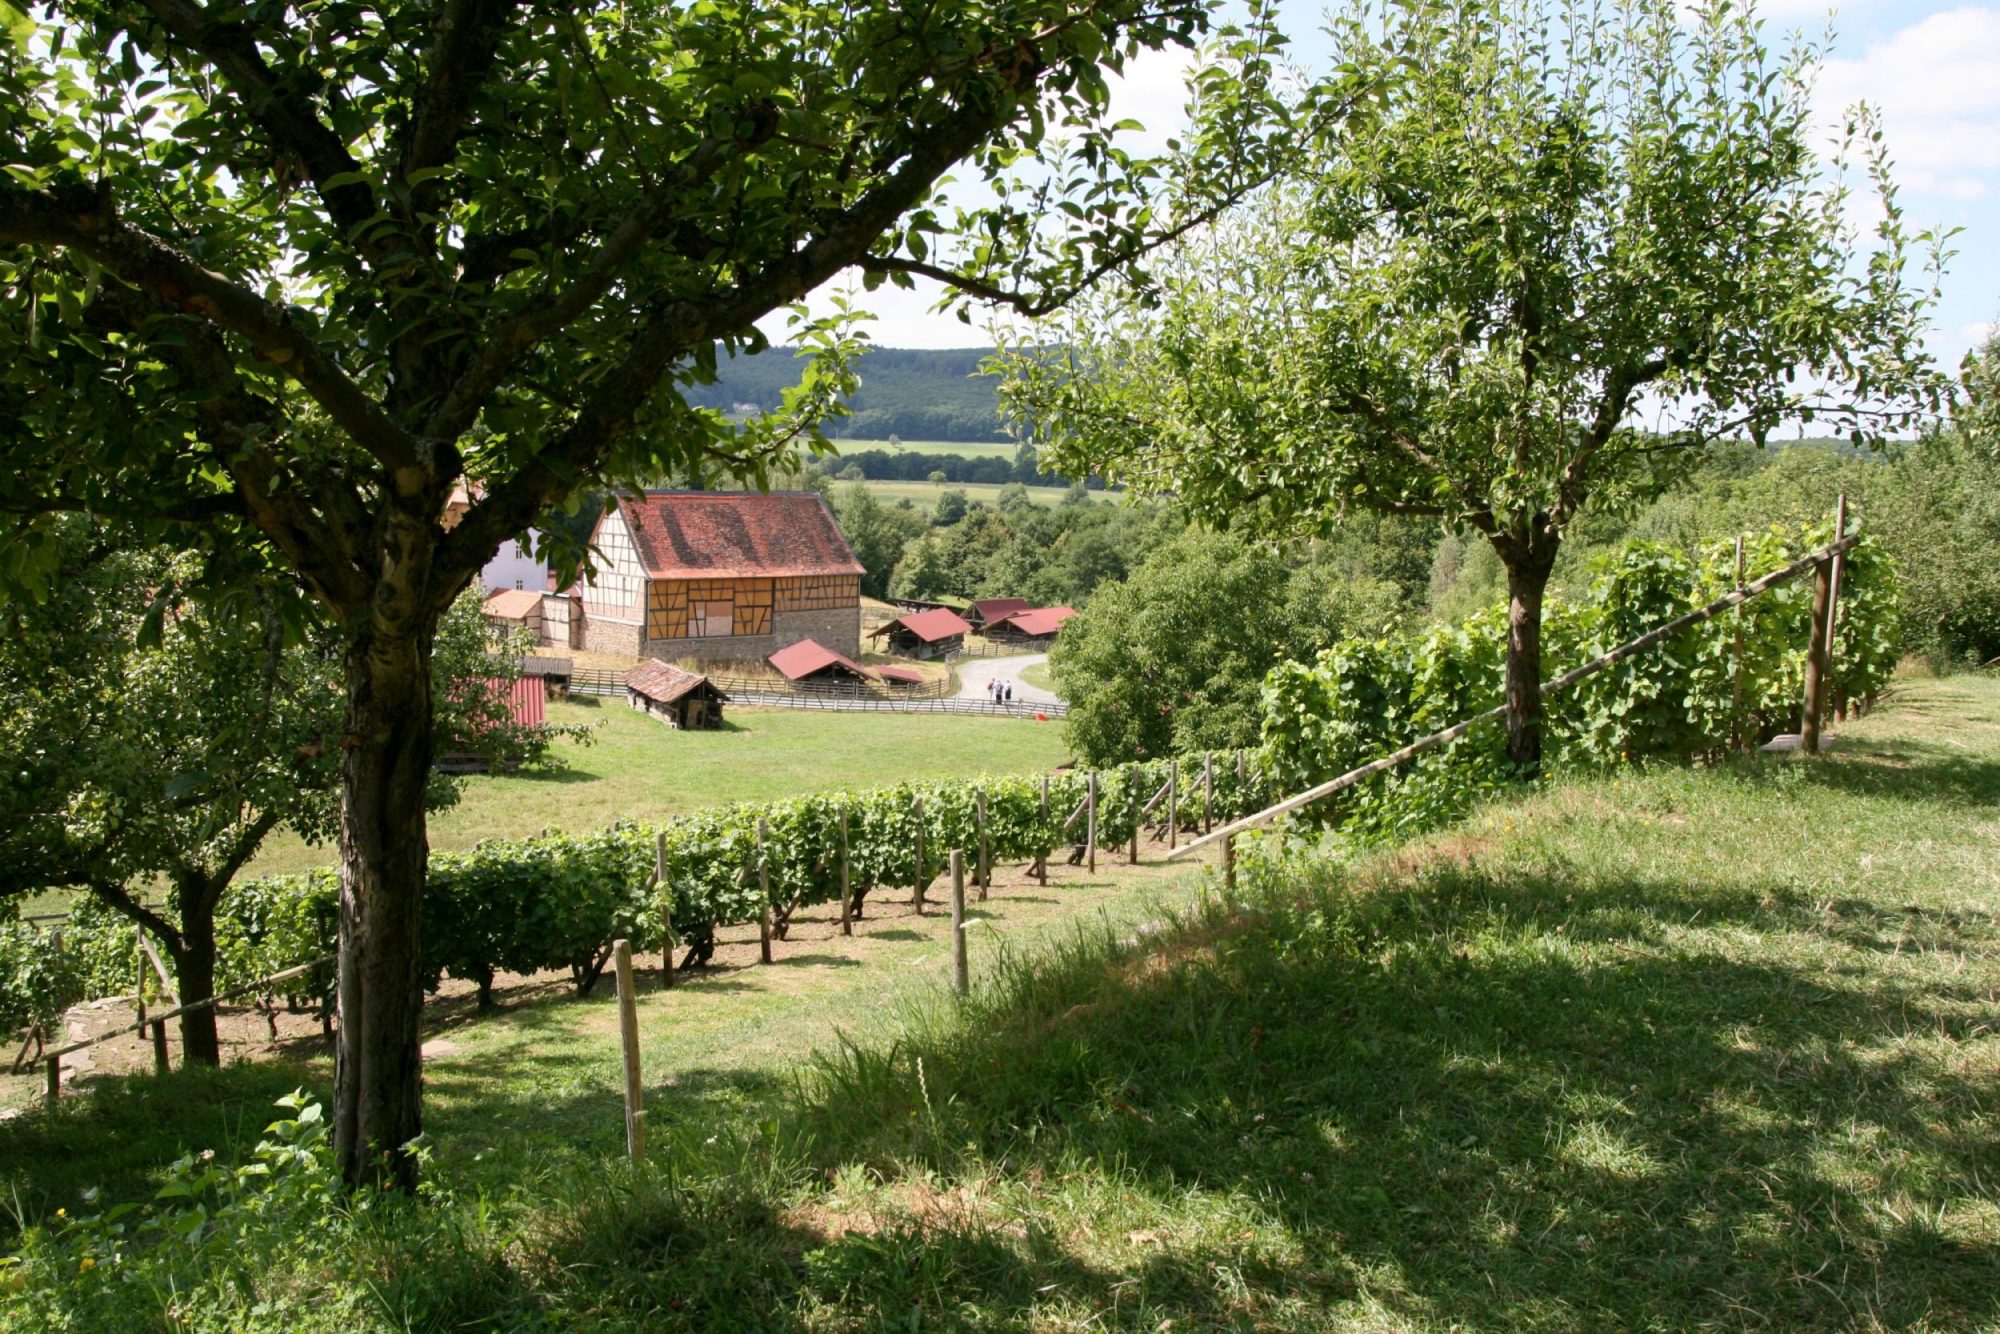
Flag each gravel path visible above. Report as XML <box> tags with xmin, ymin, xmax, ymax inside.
<box><xmin>955</xmin><ymin>652</ymin><xmax>1059</xmax><ymax>706</ymax></box>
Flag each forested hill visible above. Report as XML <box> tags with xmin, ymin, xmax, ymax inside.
<box><xmin>684</xmin><ymin>346</ymin><xmax>1006</xmax><ymax>441</ymax></box>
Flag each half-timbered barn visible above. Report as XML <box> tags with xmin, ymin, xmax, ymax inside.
<box><xmin>578</xmin><ymin>492</ymin><xmax>865</xmax><ymax>662</ymax></box>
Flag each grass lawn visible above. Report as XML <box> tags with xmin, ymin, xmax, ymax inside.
<box><xmin>10</xmin><ymin>676</ymin><xmax>2000</xmax><ymax>1330</ymax></box>
<box><xmin>1019</xmin><ymin>659</ymin><xmax>1054</xmax><ymax>692</ymax></box>
<box><xmin>240</xmin><ymin>700</ymin><xmax>1069</xmax><ymax>879</ymax></box>
<box><xmin>861</xmin><ymin>477</ymin><xmax>1070</xmax><ymax>508</ymax></box>
<box><xmin>831</xmin><ymin>437</ymin><xmax>1019</xmax><ymax>460</ymax></box>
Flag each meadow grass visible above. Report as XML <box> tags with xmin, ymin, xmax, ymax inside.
<box><xmin>8</xmin><ymin>676</ymin><xmax>1999</xmax><ymax>1330</ymax></box>
<box><xmin>241</xmin><ymin>700</ymin><xmax>1069</xmax><ymax>879</ymax></box>
<box><xmin>858</xmin><ymin>478</ymin><xmax>1069</xmax><ymax>508</ymax></box>
<box><xmin>831</xmin><ymin>438</ymin><xmax>1020</xmax><ymax>460</ymax></box>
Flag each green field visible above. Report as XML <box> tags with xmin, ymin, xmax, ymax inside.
<box><xmin>12</xmin><ymin>677</ymin><xmax>2000</xmax><ymax>1329</ymax></box>
<box><xmin>241</xmin><ymin>699</ymin><xmax>1070</xmax><ymax>880</ymax></box>
<box><xmin>861</xmin><ymin>478</ymin><xmax>1069</xmax><ymax>508</ymax></box>
<box><xmin>831</xmin><ymin>437</ymin><xmax>1018</xmax><ymax>460</ymax></box>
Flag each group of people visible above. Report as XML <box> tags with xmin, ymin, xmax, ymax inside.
<box><xmin>985</xmin><ymin>677</ymin><xmax>1017</xmax><ymax>705</ymax></box>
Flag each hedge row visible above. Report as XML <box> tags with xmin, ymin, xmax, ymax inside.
<box><xmin>11</xmin><ymin>754</ymin><xmax>1270</xmax><ymax>1025</ymax></box>
<box><xmin>1261</xmin><ymin>523</ymin><xmax>1898</xmax><ymax>843</ymax></box>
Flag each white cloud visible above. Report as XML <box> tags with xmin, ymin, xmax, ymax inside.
<box><xmin>1814</xmin><ymin>7</ymin><xmax>2000</xmax><ymax>201</ymax></box>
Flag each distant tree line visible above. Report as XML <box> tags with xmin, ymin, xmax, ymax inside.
<box><xmin>683</xmin><ymin>346</ymin><xmax>1012</xmax><ymax>442</ymax></box>
<box><xmin>814</xmin><ymin>443</ymin><xmax>1091</xmax><ymax>488</ymax></box>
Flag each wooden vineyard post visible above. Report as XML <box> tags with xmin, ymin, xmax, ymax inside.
<box><xmin>1221</xmin><ymin>834</ymin><xmax>1236</xmax><ymax>897</ymax></box>
<box><xmin>150</xmin><ymin>1019</ymin><xmax>169</xmax><ymax>1075</ymax></box>
<box><xmin>612</xmin><ymin>939</ymin><xmax>646</xmax><ymax>1162</ymax></box>
<box><xmin>976</xmin><ymin>787</ymin><xmax>991</xmax><ymax>900</ymax></box>
<box><xmin>1168</xmin><ymin>756</ymin><xmax>1179</xmax><ymax>852</ymax></box>
<box><xmin>1800</xmin><ymin>542</ymin><xmax>1835</xmax><ymax>755</ymax></box>
<box><xmin>1732</xmin><ymin>536</ymin><xmax>1747</xmax><ymax>752</ymax></box>
<box><xmin>949</xmin><ymin>850</ymin><xmax>969</xmax><ymax>996</ymax></box>
<box><xmin>656</xmin><ymin>832</ymin><xmax>676</xmax><ymax>989</ymax></box>
<box><xmin>1086</xmin><ymin>772</ymin><xmax>1098</xmax><ymax>874</ymax></box>
<box><xmin>838</xmin><ymin>805</ymin><xmax>852</xmax><ymax>937</ymax></box>
<box><xmin>1128</xmin><ymin>774</ymin><xmax>1140</xmax><ymax>865</ymax></box>
<box><xmin>1825</xmin><ymin>493</ymin><xmax>1849</xmax><ymax>721</ymax></box>
<box><xmin>1203</xmin><ymin>753</ymin><xmax>1214</xmax><ymax>834</ymax></box>
<box><xmin>1235</xmin><ymin>749</ymin><xmax>1246</xmax><ymax>805</ymax></box>
<box><xmin>45</xmin><ymin>1052</ymin><xmax>58</xmax><ymax>1114</ymax></box>
<box><xmin>757</xmin><ymin>819</ymin><xmax>774</xmax><ymax>964</ymax></box>
<box><xmin>1035</xmin><ymin>775</ymin><xmax>1049</xmax><ymax>885</ymax></box>
<box><xmin>912</xmin><ymin>796</ymin><xmax>926</xmax><ymax>916</ymax></box>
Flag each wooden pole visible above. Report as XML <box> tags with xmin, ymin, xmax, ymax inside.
<box><xmin>1801</xmin><ymin>557</ymin><xmax>1834</xmax><ymax>755</ymax></box>
<box><xmin>976</xmin><ymin>787</ymin><xmax>990</xmax><ymax>900</ymax></box>
<box><xmin>656</xmin><ymin>831</ymin><xmax>676</xmax><ymax>988</ymax></box>
<box><xmin>45</xmin><ymin>1052</ymin><xmax>58</xmax><ymax>1113</ymax></box>
<box><xmin>1129</xmin><ymin>774</ymin><xmax>1140</xmax><ymax>865</ymax></box>
<box><xmin>1086</xmin><ymin>772</ymin><xmax>1097</xmax><ymax>874</ymax></box>
<box><xmin>1221</xmin><ymin>835</ymin><xmax>1236</xmax><ymax>895</ymax></box>
<box><xmin>150</xmin><ymin>1020</ymin><xmax>169</xmax><ymax>1075</ymax></box>
<box><xmin>1168</xmin><ymin>756</ymin><xmax>1179</xmax><ymax>852</ymax></box>
<box><xmin>949</xmin><ymin>850</ymin><xmax>969</xmax><ymax>997</ymax></box>
<box><xmin>912</xmin><ymin>796</ymin><xmax>926</xmax><ymax>915</ymax></box>
<box><xmin>1203</xmin><ymin>753</ymin><xmax>1214</xmax><ymax>834</ymax></box>
<box><xmin>612</xmin><ymin>939</ymin><xmax>646</xmax><ymax>1161</ymax></box>
<box><xmin>1824</xmin><ymin>493</ymin><xmax>1849</xmax><ymax>714</ymax></box>
<box><xmin>757</xmin><ymin>818</ymin><xmax>774</xmax><ymax>963</ymax></box>
<box><xmin>1035</xmin><ymin>775</ymin><xmax>1049</xmax><ymax>885</ymax></box>
<box><xmin>838</xmin><ymin>805</ymin><xmax>853</xmax><ymax>936</ymax></box>
<box><xmin>1732</xmin><ymin>535</ymin><xmax>1747</xmax><ymax>752</ymax></box>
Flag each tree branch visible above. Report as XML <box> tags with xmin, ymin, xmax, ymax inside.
<box><xmin>86</xmin><ymin>878</ymin><xmax>185</xmax><ymax>957</ymax></box>
<box><xmin>0</xmin><ymin>179</ymin><xmax>423</xmax><ymax>477</ymax></box>
<box><xmin>400</xmin><ymin>0</ymin><xmax>522</xmax><ymax>195</ymax></box>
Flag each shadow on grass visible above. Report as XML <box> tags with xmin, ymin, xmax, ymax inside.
<box><xmin>1795</xmin><ymin>736</ymin><xmax>2000</xmax><ymax>808</ymax></box>
<box><xmin>787</xmin><ymin>850</ymin><xmax>2000</xmax><ymax>1330</ymax></box>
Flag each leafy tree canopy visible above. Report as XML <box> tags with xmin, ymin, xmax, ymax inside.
<box><xmin>1001</xmin><ymin>0</ymin><xmax>1948</xmax><ymax>764</ymax></box>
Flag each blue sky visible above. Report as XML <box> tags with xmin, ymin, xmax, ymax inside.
<box><xmin>822</xmin><ymin>1</ymin><xmax>1999</xmax><ymax>380</ymax></box>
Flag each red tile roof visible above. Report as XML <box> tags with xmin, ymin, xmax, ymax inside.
<box><xmin>872</xmin><ymin>607</ymin><xmax>972</xmax><ymax>643</ymax></box>
<box><xmin>625</xmin><ymin>661</ymin><xmax>726</xmax><ymax>704</ymax></box>
<box><xmin>987</xmin><ymin>605</ymin><xmax>1077</xmax><ymax>638</ymax></box>
<box><xmin>875</xmin><ymin>665</ymin><xmax>926</xmax><ymax>685</ymax></box>
<box><xmin>768</xmin><ymin>639</ymin><xmax>876</xmax><ymax>682</ymax></box>
<box><xmin>968</xmin><ymin>597</ymin><xmax>1030</xmax><ymax>626</ymax></box>
<box><xmin>613</xmin><ymin>491</ymin><xmax>864</xmax><ymax>580</ymax></box>
<box><xmin>483</xmin><ymin>588</ymin><xmax>544</xmax><ymax>620</ymax></box>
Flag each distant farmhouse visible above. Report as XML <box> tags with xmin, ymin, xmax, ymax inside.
<box><xmin>577</xmin><ymin>491</ymin><xmax>865</xmax><ymax>662</ymax></box>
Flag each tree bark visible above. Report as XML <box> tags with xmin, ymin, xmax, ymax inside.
<box><xmin>1496</xmin><ymin>534</ymin><xmax>1560</xmax><ymax>772</ymax></box>
<box><xmin>170</xmin><ymin>920</ymin><xmax>221</xmax><ymax>1067</ymax></box>
<box><xmin>332</xmin><ymin>620</ymin><xmax>437</xmax><ymax>1190</ymax></box>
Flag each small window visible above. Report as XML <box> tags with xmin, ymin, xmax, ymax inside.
<box><xmin>514</xmin><ymin>579</ymin><xmax>524</xmax><ymax>590</ymax></box>
<box><xmin>695</xmin><ymin>601</ymin><xmax>733</xmax><ymax>637</ymax></box>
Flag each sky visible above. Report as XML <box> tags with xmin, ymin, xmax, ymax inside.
<box><xmin>798</xmin><ymin>1</ymin><xmax>2000</xmax><ymax>379</ymax></box>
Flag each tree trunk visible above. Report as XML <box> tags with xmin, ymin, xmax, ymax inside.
<box><xmin>1496</xmin><ymin>536</ymin><xmax>1560</xmax><ymax>772</ymax></box>
<box><xmin>170</xmin><ymin>922</ymin><xmax>221</xmax><ymax>1067</ymax></box>
<box><xmin>332</xmin><ymin>629</ymin><xmax>436</xmax><ymax>1191</ymax></box>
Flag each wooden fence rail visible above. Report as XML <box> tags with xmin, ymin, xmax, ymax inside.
<box><xmin>1167</xmin><ymin>530</ymin><xmax>1859</xmax><ymax>864</ymax></box>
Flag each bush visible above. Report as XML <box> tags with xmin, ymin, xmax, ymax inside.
<box><xmin>1263</xmin><ymin>525</ymin><xmax>1898</xmax><ymax>843</ymax></box>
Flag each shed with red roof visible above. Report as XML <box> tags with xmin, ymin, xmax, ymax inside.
<box><xmin>984</xmin><ymin>605</ymin><xmax>1078</xmax><ymax>644</ymax></box>
<box><xmin>769</xmin><ymin>638</ymin><xmax>879</xmax><ymax>685</ymax></box>
<box><xmin>965</xmin><ymin>597</ymin><xmax>1030</xmax><ymax>631</ymax></box>
<box><xmin>577</xmin><ymin>491</ymin><xmax>865</xmax><ymax>662</ymax></box>
<box><xmin>869</xmin><ymin>606</ymin><xmax>972</xmax><ymax>660</ymax></box>
<box><xmin>625</xmin><ymin>661</ymin><xmax>730</xmax><ymax>730</ymax></box>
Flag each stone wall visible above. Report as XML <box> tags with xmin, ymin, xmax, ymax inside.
<box><xmin>584</xmin><ymin>617</ymin><xmax>642</xmax><ymax>657</ymax></box>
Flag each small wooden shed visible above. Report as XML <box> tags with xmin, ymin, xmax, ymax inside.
<box><xmin>483</xmin><ymin>587</ymin><xmax>544</xmax><ymax>639</ymax></box>
<box><xmin>984</xmin><ymin>605</ymin><xmax>1078</xmax><ymax>646</ymax></box>
<box><xmin>965</xmin><ymin>597</ymin><xmax>1030</xmax><ymax>631</ymax></box>
<box><xmin>870</xmin><ymin>607</ymin><xmax>972</xmax><ymax>660</ymax></box>
<box><xmin>768</xmin><ymin>638</ymin><xmax>878</xmax><ymax>685</ymax></box>
<box><xmin>625</xmin><ymin>661</ymin><xmax>730</xmax><ymax>730</ymax></box>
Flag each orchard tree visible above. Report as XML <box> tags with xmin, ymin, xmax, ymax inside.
<box><xmin>0</xmin><ymin>0</ymin><xmax>1303</xmax><ymax>1184</ymax></box>
<box><xmin>0</xmin><ymin>525</ymin><xmax>557</xmax><ymax>1064</ymax></box>
<box><xmin>1002</xmin><ymin>0</ymin><xmax>1947</xmax><ymax>767</ymax></box>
